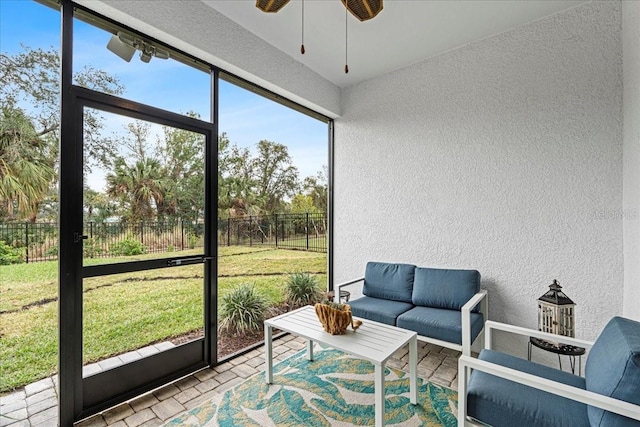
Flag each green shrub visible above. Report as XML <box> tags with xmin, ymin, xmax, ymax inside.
<box><xmin>83</xmin><ymin>238</ymin><xmax>104</xmax><ymax>258</ymax></box>
<box><xmin>285</xmin><ymin>272</ymin><xmax>323</xmax><ymax>307</ymax></box>
<box><xmin>188</xmin><ymin>234</ymin><xmax>197</xmax><ymax>249</ymax></box>
<box><xmin>44</xmin><ymin>245</ymin><xmax>58</xmax><ymax>257</ymax></box>
<box><xmin>219</xmin><ymin>284</ymin><xmax>268</xmax><ymax>335</ymax></box>
<box><xmin>109</xmin><ymin>238</ymin><xmax>145</xmax><ymax>256</ymax></box>
<box><xmin>0</xmin><ymin>241</ymin><xmax>24</xmax><ymax>265</ymax></box>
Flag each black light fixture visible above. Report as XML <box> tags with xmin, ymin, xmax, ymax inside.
<box><xmin>107</xmin><ymin>31</ymin><xmax>170</xmax><ymax>63</ymax></box>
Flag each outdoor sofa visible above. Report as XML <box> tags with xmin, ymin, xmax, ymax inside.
<box><xmin>337</xmin><ymin>261</ymin><xmax>488</xmax><ymax>356</ymax></box>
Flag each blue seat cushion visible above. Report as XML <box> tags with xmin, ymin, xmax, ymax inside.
<box><xmin>585</xmin><ymin>316</ymin><xmax>640</xmax><ymax>427</ymax></box>
<box><xmin>348</xmin><ymin>296</ymin><xmax>413</xmax><ymax>326</ymax></box>
<box><xmin>412</xmin><ymin>267</ymin><xmax>481</xmax><ymax>311</ymax></box>
<box><xmin>396</xmin><ymin>306</ymin><xmax>484</xmax><ymax>345</ymax></box>
<box><xmin>362</xmin><ymin>262</ymin><xmax>415</xmax><ymax>303</ymax></box>
<box><xmin>467</xmin><ymin>349</ymin><xmax>589</xmax><ymax>427</ymax></box>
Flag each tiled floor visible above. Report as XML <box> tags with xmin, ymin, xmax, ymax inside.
<box><xmin>0</xmin><ymin>335</ymin><xmax>460</xmax><ymax>427</ymax></box>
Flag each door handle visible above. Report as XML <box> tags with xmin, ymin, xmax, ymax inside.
<box><xmin>74</xmin><ymin>232</ymin><xmax>88</xmax><ymax>243</ymax></box>
<box><xmin>167</xmin><ymin>256</ymin><xmax>209</xmax><ymax>266</ymax></box>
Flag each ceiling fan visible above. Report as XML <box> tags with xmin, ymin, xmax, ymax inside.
<box><xmin>255</xmin><ymin>0</ymin><xmax>384</xmax><ymax>73</ymax></box>
<box><xmin>256</xmin><ymin>0</ymin><xmax>383</xmax><ymax>21</ymax></box>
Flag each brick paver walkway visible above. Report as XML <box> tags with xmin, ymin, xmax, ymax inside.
<box><xmin>1</xmin><ymin>335</ymin><xmax>460</xmax><ymax>427</ymax></box>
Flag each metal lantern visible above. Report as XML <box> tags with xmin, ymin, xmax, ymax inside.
<box><xmin>537</xmin><ymin>279</ymin><xmax>576</xmax><ymax>338</ymax></box>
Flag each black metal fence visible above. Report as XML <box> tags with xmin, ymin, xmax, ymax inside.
<box><xmin>218</xmin><ymin>212</ymin><xmax>327</xmax><ymax>253</ymax></box>
<box><xmin>0</xmin><ymin>213</ymin><xmax>327</xmax><ymax>263</ymax></box>
<box><xmin>80</xmin><ymin>221</ymin><xmax>206</xmax><ymax>259</ymax></box>
<box><xmin>0</xmin><ymin>222</ymin><xmax>58</xmax><ymax>263</ymax></box>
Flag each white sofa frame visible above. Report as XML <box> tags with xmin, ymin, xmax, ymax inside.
<box><xmin>338</xmin><ymin>278</ymin><xmax>488</xmax><ymax>356</ymax></box>
<box><xmin>457</xmin><ymin>321</ymin><xmax>640</xmax><ymax>426</ymax></box>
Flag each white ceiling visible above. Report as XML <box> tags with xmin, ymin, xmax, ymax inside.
<box><xmin>202</xmin><ymin>0</ymin><xmax>587</xmax><ymax>88</ymax></box>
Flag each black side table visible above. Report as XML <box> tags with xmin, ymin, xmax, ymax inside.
<box><xmin>528</xmin><ymin>337</ymin><xmax>586</xmax><ymax>375</ymax></box>
<box><xmin>326</xmin><ymin>290</ymin><xmax>350</xmax><ymax>303</ymax></box>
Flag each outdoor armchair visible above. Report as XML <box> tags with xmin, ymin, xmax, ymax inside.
<box><xmin>458</xmin><ymin>317</ymin><xmax>640</xmax><ymax>426</ymax></box>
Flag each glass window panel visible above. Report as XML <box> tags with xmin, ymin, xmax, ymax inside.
<box><xmin>72</xmin><ymin>17</ymin><xmax>210</xmax><ymax>119</ymax></box>
<box><xmin>0</xmin><ymin>0</ymin><xmax>61</xmax><ymax>394</ymax></box>
<box><xmin>216</xmin><ymin>80</ymin><xmax>328</xmax><ymax>359</ymax></box>
<box><xmin>82</xmin><ymin>108</ymin><xmax>206</xmax><ymax>265</ymax></box>
<box><xmin>82</xmin><ymin>266</ymin><xmax>204</xmax><ymax>372</ymax></box>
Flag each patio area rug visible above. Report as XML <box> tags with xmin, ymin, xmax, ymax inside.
<box><xmin>164</xmin><ymin>347</ymin><xmax>458</xmax><ymax>426</ymax></box>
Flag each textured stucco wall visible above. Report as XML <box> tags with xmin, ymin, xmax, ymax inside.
<box><xmin>623</xmin><ymin>0</ymin><xmax>640</xmax><ymax>321</ymax></box>
<box><xmin>75</xmin><ymin>0</ymin><xmax>341</xmax><ymax>118</ymax></box>
<box><xmin>335</xmin><ymin>1</ymin><xmax>623</xmax><ymax>341</ymax></box>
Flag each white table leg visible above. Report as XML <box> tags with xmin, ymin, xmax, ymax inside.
<box><xmin>307</xmin><ymin>339</ymin><xmax>314</xmax><ymax>361</ymax></box>
<box><xmin>265</xmin><ymin>324</ymin><xmax>273</xmax><ymax>384</ymax></box>
<box><xmin>375</xmin><ymin>363</ymin><xmax>385</xmax><ymax>427</ymax></box>
<box><xmin>409</xmin><ymin>336</ymin><xmax>417</xmax><ymax>404</ymax></box>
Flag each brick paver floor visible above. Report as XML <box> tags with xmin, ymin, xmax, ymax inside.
<box><xmin>0</xmin><ymin>335</ymin><xmax>460</xmax><ymax>427</ymax></box>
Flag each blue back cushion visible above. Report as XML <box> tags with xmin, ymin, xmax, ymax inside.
<box><xmin>411</xmin><ymin>267</ymin><xmax>480</xmax><ymax>311</ymax></box>
<box><xmin>363</xmin><ymin>262</ymin><xmax>415</xmax><ymax>303</ymax></box>
<box><xmin>585</xmin><ymin>316</ymin><xmax>640</xmax><ymax>426</ymax></box>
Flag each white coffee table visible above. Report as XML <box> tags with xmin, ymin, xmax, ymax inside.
<box><xmin>264</xmin><ymin>305</ymin><xmax>418</xmax><ymax>427</ymax></box>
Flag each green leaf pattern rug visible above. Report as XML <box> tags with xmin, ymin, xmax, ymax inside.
<box><xmin>164</xmin><ymin>348</ymin><xmax>458</xmax><ymax>426</ymax></box>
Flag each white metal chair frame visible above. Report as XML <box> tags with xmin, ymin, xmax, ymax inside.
<box><xmin>338</xmin><ymin>278</ymin><xmax>488</xmax><ymax>356</ymax></box>
<box><xmin>457</xmin><ymin>321</ymin><xmax>640</xmax><ymax>426</ymax></box>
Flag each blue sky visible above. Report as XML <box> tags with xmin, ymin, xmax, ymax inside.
<box><xmin>0</xmin><ymin>0</ymin><xmax>328</xmax><ymax>190</ymax></box>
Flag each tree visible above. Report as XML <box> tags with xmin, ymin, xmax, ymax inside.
<box><xmin>105</xmin><ymin>158</ymin><xmax>165</xmax><ymax>223</ymax></box>
<box><xmin>217</xmin><ymin>137</ymin><xmax>305</xmax><ymax>217</ymax></box>
<box><xmin>0</xmin><ymin>46</ymin><xmax>124</xmax><ymax>221</ymax></box>
<box><xmin>290</xmin><ymin>194</ymin><xmax>318</xmax><ymax>214</ymax></box>
<box><xmin>158</xmin><ymin>116</ymin><xmax>205</xmax><ymax>222</ymax></box>
<box><xmin>0</xmin><ymin>106</ymin><xmax>56</xmax><ymax>221</ymax></box>
<box><xmin>37</xmin><ymin>184</ymin><xmax>59</xmax><ymax>222</ymax></box>
<box><xmin>252</xmin><ymin>140</ymin><xmax>299</xmax><ymax>213</ymax></box>
<box><xmin>119</xmin><ymin>120</ymin><xmax>152</xmax><ymax>164</ymax></box>
<box><xmin>83</xmin><ymin>187</ymin><xmax>116</xmax><ymax>222</ymax></box>
<box><xmin>1</xmin><ymin>46</ymin><xmax>124</xmax><ymax>173</ymax></box>
<box><xmin>102</xmin><ymin>113</ymin><xmax>209</xmax><ymax>224</ymax></box>
<box><xmin>302</xmin><ymin>166</ymin><xmax>328</xmax><ymax>213</ymax></box>
<box><xmin>218</xmin><ymin>133</ymin><xmax>255</xmax><ymax>217</ymax></box>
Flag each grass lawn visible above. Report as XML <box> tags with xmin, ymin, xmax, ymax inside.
<box><xmin>0</xmin><ymin>247</ymin><xmax>327</xmax><ymax>393</ymax></box>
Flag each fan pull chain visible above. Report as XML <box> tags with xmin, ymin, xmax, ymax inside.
<box><xmin>300</xmin><ymin>0</ymin><xmax>305</xmax><ymax>54</ymax></box>
<box><xmin>344</xmin><ymin>0</ymin><xmax>349</xmax><ymax>73</ymax></box>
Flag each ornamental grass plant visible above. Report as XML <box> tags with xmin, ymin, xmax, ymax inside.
<box><xmin>285</xmin><ymin>271</ymin><xmax>323</xmax><ymax>307</ymax></box>
<box><xmin>218</xmin><ymin>283</ymin><xmax>269</xmax><ymax>335</ymax></box>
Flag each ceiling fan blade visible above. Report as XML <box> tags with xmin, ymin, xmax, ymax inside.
<box><xmin>256</xmin><ymin>0</ymin><xmax>290</xmax><ymax>13</ymax></box>
<box><xmin>341</xmin><ymin>0</ymin><xmax>383</xmax><ymax>21</ymax></box>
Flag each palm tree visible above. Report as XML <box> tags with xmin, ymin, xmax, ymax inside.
<box><xmin>105</xmin><ymin>157</ymin><xmax>165</xmax><ymax>223</ymax></box>
<box><xmin>0</xmin><ymin>106</ymin><xmax>56</xmax><ymax>222</ymax></box>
